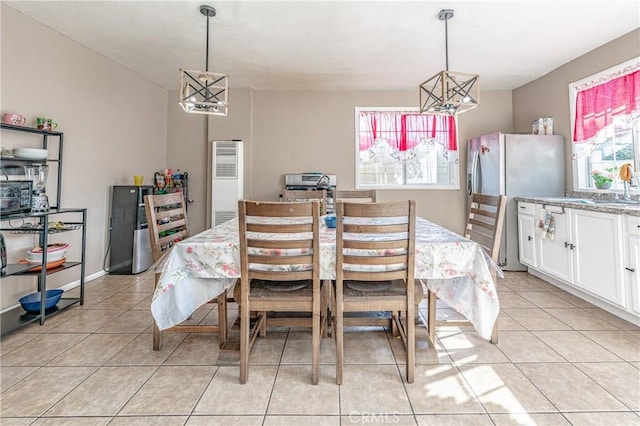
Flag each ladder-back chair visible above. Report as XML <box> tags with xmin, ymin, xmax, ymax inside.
<box><xmin>333</xmin><ymin>200</ymin><xmax>416</xmax><ymax>384</ymax></box>
<box><xmin>237</xmin><ymin>200</ymin><xmax>325</xmax><ymax>384</ymax></box>
<box><xmin>144</xmin><ymin>192</ymin><xmax>229</xmax><ymax>350</ymax></box>
<box><xmin>424</xmin><ymin>192</ymin><xmax>506</xmax><ymax>344</ymax></box>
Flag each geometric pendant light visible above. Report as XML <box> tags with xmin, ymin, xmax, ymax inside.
<box><xmin>419</xmin><ymin>9</ymin><xmax>479</xmax><ymax>115</ymax></box>
<box><xmin>179</xmin><ymin>4</ymin><xmax>229</xmax><ymax>116</ymax></box>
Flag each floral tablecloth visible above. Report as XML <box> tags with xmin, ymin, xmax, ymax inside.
<box><xmin>150</xmin><ymin>217</ymin><xmax>500</xmax><ymax>339</ymax></box>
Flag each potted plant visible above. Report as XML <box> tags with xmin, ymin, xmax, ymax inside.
<box><xmin>591</xmin><ymin>167</ymin><xmax>617</xmax><ymax>189</ymax></box>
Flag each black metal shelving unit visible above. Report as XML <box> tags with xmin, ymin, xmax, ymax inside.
<box><xmin>1</xmin><ymin>124</ymin><xmax>86</xmax><ymax>336</ymax></box>
<box><xmin>0</xmin><ymin>123</ymin><xmax>63</xmax><ymax>210</ymax></box>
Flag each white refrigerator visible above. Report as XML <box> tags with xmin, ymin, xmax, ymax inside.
<box><xmin>467</xmin><ymin>131</ymin><xmax>565</xmax><ymax>271</ymax></box>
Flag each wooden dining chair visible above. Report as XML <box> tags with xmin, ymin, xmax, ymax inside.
<box><xmin>281</xmin><ymin>189</ymin><xmax>327</xmax><ymax>215</ymax></box>
<box><xmin>237</xmin><ymin>200</ymin><xmax>325</xmax><ymax>384</ymax></box>
<box><xmin>423</xmin><ymin>192</ymin><xmax>506</xmax><ymax>344</ymax></box>
<box><xmin>333</xmin><ymin>200</ymin><xmax>416</xmax><ymax>385</ymax></box>
<box><xmin>144</xmin><ymin>192</ymin><xmax>229</xmax><ymax>351</ymax></box>
<box><xmin>334</xmin><ymin>189</ymin><xmax>376</xmax><ymax>203</ymax></box>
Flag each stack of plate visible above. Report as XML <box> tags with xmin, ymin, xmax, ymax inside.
<box><xmin>25</xmin><ymin>243</ymin><xmax>69</xmax><ymax>264</ymax></box>
<box><xmin>13</xmin><ymin>148</ymin><xmax>48</xmax><ymax>160</ymax></box>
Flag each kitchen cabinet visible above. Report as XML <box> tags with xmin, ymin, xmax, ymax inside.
<box><xmin>625</xmin><ymin>215</ymin><xmax>640</xmax><ymax>316</ymax></box>
<box><xmin>572</xmin><ymin>209</ymin><xmax>625</xmax><ymax>307</ymax></box>
<box><xmin>0</xmin><ymin>124</ymin><xmax>86</xmax><ymax>335</ymax></box>
<box><xmin>537</xmin><ymin>205</ymin><xmax>574</xmax><ymax>284</ymax></box>
<box><xmin>517</xmin><ymin>202</ymin><xmax>537</xmax><ymax>267</ymax></box>
<box><xmin>516</xmin><ymin>197</ymin><xmax>639</xmax><ymax>323</ymax></box>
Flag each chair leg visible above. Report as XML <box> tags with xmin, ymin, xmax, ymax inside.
<box><xmin>490</xmin><ymin>321</ymin><xmax>499</xmax><ymax>344</ymax></box>
<box><xmin>321</xmin><ymin>280</ymin><xmax>330</xmax><ymax>338</ymax></box>
<box><xmin>239</xmin><ymin>290</ymin><xmax>250</xmax><ymax>384</ymax></box>
<box><xmin>153</xmin><ymin>322</ymin><xmax>163</xmax><ymax>351</ymax></box>
<box><xmin>335</xmin><ymin>286</ymin><xmax>344</xmax><ymax>385</ymax></box>
<box><xmin>391</xmin><ymin>311</ymin><xmax>399</xmax><ymax>337</ymax></box>
<box><xmin>312</xmin><ymin>284</ymin><xmax>321</xmax><ymax>385</ymax></box>
<box><xmin>427</xmin><ymin>290</ymin><xmax>436</xmax><ymax>346</ymax></box>
<box><xmin>217</xmin><ymin>291</ymin><xmax>228</xmax><ymax>347</ymax></box>
<box><xmin>407</xmin><ymin>302</ymin><xmax>415</xmax><ymax>384</ymax></box>
<box><xmin>259</xmin><ymin>311</ymin><xmax>267</xmax><ymax>337</ymax></box>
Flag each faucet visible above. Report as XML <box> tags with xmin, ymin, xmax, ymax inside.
<box><xmin>623</xmin><ymin>180</ymin><xmax>631</xmax><ymax>200</ymax></box>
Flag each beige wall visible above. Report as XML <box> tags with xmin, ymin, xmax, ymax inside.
<box><xmin>513</xmin><ymin>29</ymin><xmax>640</xmax><ymax>191</ymax></box>
<box><xmin>166</xmin><ymin>93</ymin><xmax>208</xmax><ymax>233</ymax></box>
<box><xmin>206</xmin><ymin>89</ymin><xmax>513</xmax><ymax>233</ymax></box>
<box><xmin>1</xmin><ymin>5</ymin><xmax>168</xmax><ymax>310</ymax></box>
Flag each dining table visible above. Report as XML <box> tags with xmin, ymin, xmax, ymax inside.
<box><xmin>150</xmin><ymin>216</ymin><xmax>501</xmax><ymax>340</ymax></box>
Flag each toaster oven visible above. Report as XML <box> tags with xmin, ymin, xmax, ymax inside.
<box><xmin>1</xmin><ymin>180</ymin><xmax>32</xmax><ymax>215</ymax></box>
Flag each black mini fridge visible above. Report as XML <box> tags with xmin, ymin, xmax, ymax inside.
<box><xmin>109</xmin><ymin>185</ymin><xmax>154</xmax><ymax>274</ymax></box>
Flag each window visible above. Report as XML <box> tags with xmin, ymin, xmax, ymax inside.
<box><xmin>355</xmin><ymin>107</ymin><xmax>459</xmax><ymax>189</ymax></box>
<box><xmin>570</xmin><ymin>58</ymin><xmax>640</xmax><ymax>191</ymax></box>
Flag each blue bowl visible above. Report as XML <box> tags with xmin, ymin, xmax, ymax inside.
<box><xmin>324</xmin><ymin>215</ymin><xmax>337</xmax><ymax>228</ymax></box>
<box><xmin>19</xmin><ymin>289</ymin><xmax>63</xmax><ymax>313</ymax></box>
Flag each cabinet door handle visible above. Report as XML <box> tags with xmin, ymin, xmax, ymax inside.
<box><xmin>528</xmin><ymin>236</ymin><xmax>533</xmax><ymax>241</ymax></box>
<box><xmin>564</xmin><ymin>242</ymin><xmax>575</xmax><ymax>250</ymax></box>
<box><xmin>626</xmin><ymin>267</ymin><xmax>636</xmax><ymax>272</ymax></box>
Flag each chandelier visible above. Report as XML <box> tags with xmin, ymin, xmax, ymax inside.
<box><xmin>179</xmin><ymin>5</ymin><xmax>229</xmax><ymax>116</ymax></box>
<box><xmin>419</xmin><ymin>9</ymin><xmax>479</xmax><ymax>115</ymax></box>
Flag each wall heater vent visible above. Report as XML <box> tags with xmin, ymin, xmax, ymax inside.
<box><xmin>211</xmin><ymin>140</ymin><xmax>243</xmax><ymax>227</ymax></box>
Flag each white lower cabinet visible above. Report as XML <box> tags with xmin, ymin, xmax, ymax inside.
<box><xmin>517</xmin><ymin>202</ymin><xmax>537</xmax><ymax>267</ymax></box>
<box><xmin>518</xmin><ymin>202</ymin><xmax>639</xmax><ymax>323</ymax></box>
<box><xmin>625</xmin><ymin>216</ymin><xmax>640</xmax><ymax>316</ymax></box>
<box><xmin>572</xmin><ymin>209</ymin><xmax>625</xmax><ymax>307</ymax></box>
<box><xmin>537</xmin><ymin>206</ymin><xmax>574</xmax><ymax>284</ymax></box>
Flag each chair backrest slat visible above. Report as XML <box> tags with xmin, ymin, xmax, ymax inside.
<box><xmin>336</xmin><ymin>200</ymin><xmax>416</xmax><ymax>283</ymax></box>
<box><xmin>281</xmin><ymin>190</ymin><xmax>327</xmax><ymax>215</ymax></box>
<box><xmin>239</xmin><ymin>200</ymin><xmax>321</xmax><ymax>282</ymax></box>
<box><xmin>144</xmin><ymin>192</ymin><xmax>190</xmax><ymax>262</ymax></box>
<box><xmin>466</xmin><ymin>193</ymin><xmax>507</xmax><ymax>262</ymax></box>
<box><xmin>334</xmin><ymin>189</ymin><xmax>376</xmax><ymax>203</ymax></box>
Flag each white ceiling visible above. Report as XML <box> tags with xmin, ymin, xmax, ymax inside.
<box><xmin>5</xmin><ymin>0</ymin><xmax>640</xmax><ymax>91</ymax></box>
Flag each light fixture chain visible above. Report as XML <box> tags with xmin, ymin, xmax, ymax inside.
<box><xmin>205</xmin><ymin>14</ymin><xmax>209</xmax><ymax>72</ymax></box>
<box><xmin>444</xmin><ymin>18</ymin><xmax>449</xmax><ymax>71</ymax></box>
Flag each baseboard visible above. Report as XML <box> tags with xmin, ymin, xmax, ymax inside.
<box><xmin>528</xmin><ymin>268</ymin><xmax>640</xmax><ymax>326</ymax></box>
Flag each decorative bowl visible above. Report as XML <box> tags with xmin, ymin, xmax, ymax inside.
<box><xmin>19</xmin><ymin>289</ymin><xmax>63</xmax><ymax>313</ymax></box>
<box><xmin>324</xmin><ymin>215</ymin><xmax>337</xmax><ymax>228</ymax></box>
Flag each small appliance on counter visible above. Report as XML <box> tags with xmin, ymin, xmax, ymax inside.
<box><xmin>0</xmin><ymin>180</ymin><xmax>32</xmax><ymax>215</ymax></box>
<box><xmin>24</xmin><ymin>164</ymin><xmax>49</xmax><ymax>211</ymax></box>
<box><xmin>284</xmin><ymin>172</ymin><xmax>337</xmax><ymax>213</ymax></box>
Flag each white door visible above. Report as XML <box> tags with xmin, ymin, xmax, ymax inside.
<box><xmin>572</xmin><ymin>209</ymin><xmax>625</xmax><ymax>307</ymax></box>
<box><xmin>538</xmin><ymin>207</ymin><xmax>574</xmax><ymax>283</ymax></box>
<box><xmin>518</xmin><ymin>212</ymin><xmax>537</xmax><ymax>268</ymax></box>
<box><xmin>626</xmin><ymin>235</ymin><xmax>640</xmax><ymax>316</ymax></box>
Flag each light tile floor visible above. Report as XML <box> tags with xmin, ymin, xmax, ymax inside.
<box><xmin>1</xmin><ymin>272</ymin><xmax>639</xmax><ymax>425</ymax></box>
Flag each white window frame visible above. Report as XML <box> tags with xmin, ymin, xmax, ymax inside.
<box><xmin>354</xmin><ymin>106</ymin><xmax>460</xmax><ymax>190</ymax></box>
<box><xmin>569</xmin><ymin>57</ymin><xmax>640</xmax><ymax>192</ymax></box>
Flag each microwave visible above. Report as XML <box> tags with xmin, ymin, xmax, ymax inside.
<box><xmin>1</xmin><ymin>180</ymin><xmax>32</xmax><ymax>215</ymax></box>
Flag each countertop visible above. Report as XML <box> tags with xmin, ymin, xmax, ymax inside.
<box><xmin>514</xmin><ymin>196</ymin><xmax>640</xmax><ymax>216</ymax></box>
